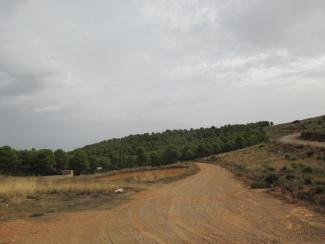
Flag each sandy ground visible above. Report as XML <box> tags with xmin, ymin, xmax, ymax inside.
<box><xmin>279</xmin><ymin>133</ymin><xmax>325</xmax><ymax>148</ymax></box>
<box><xmin>1</xmin><ymin>163</ymin><xmax>325</xmax><ymax>244</ymax></box>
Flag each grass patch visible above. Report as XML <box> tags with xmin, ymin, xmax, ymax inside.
<box><xmin>0</xmin><ymin>163</ymin><xmax>198</xmax><ymax>221</ymax></box>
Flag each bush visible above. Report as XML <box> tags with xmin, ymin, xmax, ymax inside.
<box><xmin>284</xmin><ymin>154</ymin><xmax>290</xmax><ymax>160</ymax></box>
<box><xmin>296</xmin><ymin>191</ymin><xmax>314</xmax><ymax>202</ymax></box>
<box><xmin>264</xmin><ymin>173</ymin><xmax>279</xmax><ymax>184</ymax></box>
<box><xmin>251</xmin><ymin>181</ymin><xmax>270</xmax><ymax>189</ymax></box>
<box><xmin>283</xmin><ymin>183</ymin><xmax>294</xmax><ymax>193</ymax></box>
<box><xmin>304</xmin><ymin>178</ymin><xmax>312</xmax><ymax>185</ymax></box>
<box><xmin>301</xmin><ymin>131</ymin><xmax>325</xmax><ymax>142</ymax></box>
<box><xmin>301</xmin><ymin>166</ymin><xmax>313</xmax><ymax>173</ymax></box>
<box><xmin>313</xmin><ymin>186</ymin><xmax>324</xmax><ymax>194</ymax></box>
<box><xmin>306</xmin><ymin>151</ymin><xmax>314</xmax><ymax>157</ymax></box>
<box><xmin>315</xmin><ymin>180</ymin><xmax>325</xmax><ymax>185</ymax></box>
<box><xmin>291</xmin><ymin>162</ymin><xmax>298</xmax><ymax>168</ymax></box>
<box><xmin>319</xmin><ymin>199</ymin><xmax>325</xmax><ymax>206</ymax></box>
<box><xmin>295</xmin><ymin>145</ymin><xmax>304</xmax><ymax>149</ymax></box>
<box><xmin>291</xmin><ymin>162</ymin><xmax>304</xmax><ymax>169</ymax></box>
<box><xmin>286</xmin><ymin>174</ymin><xmax>295</xmax><ymax>180</ymax></box>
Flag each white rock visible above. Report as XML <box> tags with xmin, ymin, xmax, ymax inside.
<box><xmin>114</xmin><ymin>188</ymin><xmax>124</xmax><ymax>193</ymax></box>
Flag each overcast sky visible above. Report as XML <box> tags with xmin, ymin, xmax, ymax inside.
<box><xmin>1</xmin><ymin>0</ymin><xmax>325</xmax><ymax>150</ymax></box>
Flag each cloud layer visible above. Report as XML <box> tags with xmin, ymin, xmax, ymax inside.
<box><xmin>1</xmin><ymin>0</ymin><xmax>325</xmax><ymax>149</ymax></box>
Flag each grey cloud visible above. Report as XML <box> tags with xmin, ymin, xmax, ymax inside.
<box><xmin>221</xmin><ymin>0</ymin><xmax>325</xmax><ymax>55</ymax></box>
<box><xmin>0</xmin><ymin>0</ymin><xmax>324</xmax><ymax>150</ymax></box>
<box><xmin>0</xmin><ymin>69</ymin><xmax>62</xmax><ymax>96</ymax></box>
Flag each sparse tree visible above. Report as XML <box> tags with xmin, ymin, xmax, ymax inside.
<box><xmin>69</xmin><ymin>151</ymin><xmax>89</xmax><ymax>175</ymax></box>
<box><xmin>54</xmin><ymin>149</ymin><xmax>68</xmax><ymax>171</ymax></box>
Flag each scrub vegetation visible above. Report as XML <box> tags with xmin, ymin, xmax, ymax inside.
<box><xmin>207</xmin><ymin>115</ymin><xmax>325</xmax><ymax>210</ymax></box>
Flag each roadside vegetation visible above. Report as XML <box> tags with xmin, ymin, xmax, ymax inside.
<box><xmin>0</xmin><ymin>163</ymin><xmax>198</xmax><ymax>221</ymax></box>
<box><xmin>301</xmin><ymin>130</ymin><xmax>325</xmax><ymax>142</ymax></box>
<box><xmin>207</xmin><ymin>115</ymin><xmax>325</xmax><ymax>210</ymax></box>
<box><xmin>0</xmin><ymin>122</ymin><xmax>270</xmax><ymax>176</ymax></box>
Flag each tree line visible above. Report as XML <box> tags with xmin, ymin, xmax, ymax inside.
<box><xmin>0</xmin><ymin>122</ymin><xmax>272</xmax><ymax>176</ymax></box>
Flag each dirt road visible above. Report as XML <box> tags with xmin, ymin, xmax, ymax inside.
<box><xmin>1</xmin><ymin>163</ymin><xmax>325</xmax><ymax>243</ymax></box>
<box><xmin>279</xmin><ymin>133</ymin><xmax>325</xmax><ymax>148</ymax></box>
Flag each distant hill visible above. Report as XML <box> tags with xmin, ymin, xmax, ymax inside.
<box><xmin>73</xmin><ymin>122</ymin><xmax>270</xmax><ymax>171</ymax></box>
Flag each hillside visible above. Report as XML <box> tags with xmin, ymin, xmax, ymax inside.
<box><xmin>75</xmin><ymin>122</ymin><xmax>270</xmax><ymax>171</ymax></box>
<box><xmin>266</xmin><ymin>115</ymin><xmax>325</xmax><ymax>139</ymax></box>
<box><xmin>0</xmin><ymin>122</ymin><xmax>270</xmax><ymax>176</ymax></box>
<box><xmin>208</xmin><ymin>115</ymin><xmax>325</xmax><ymax>209</ymax></box>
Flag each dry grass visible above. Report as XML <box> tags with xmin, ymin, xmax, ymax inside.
<box><xmin>0</xmin><ymin>164</ymin><xmax>194</xmax><ymax>197</ymax></box>
<box><xmin>99</xmin><ymin>167</ymin><xmax>191</xmax><ymax>182</ymax></box>
<box><xmin>0</xmin><ymin>163</ymin><xmax>198</xmax><ymax>221</ymax></box>
<box><xmin>206</xmin><ymin>143</ymin><xmax>325</xmax><ymax>209</ymax></box>
<box><xmin>0</xmin><ymin>175</ymin><xmax>126</xmax><ymax>202</ymax></box>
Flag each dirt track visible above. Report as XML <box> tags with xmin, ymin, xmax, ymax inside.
<box><xmin>279</xmin><ymin>133</ymin><xmax>325</xmax><ymax>148</ymax></box>
<box><xmin>1</xmin><ymin>163</ymin><xmax>325</xmax><ymax>243</ymax></box>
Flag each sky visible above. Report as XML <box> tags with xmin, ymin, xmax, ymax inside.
<box><xmin>0</xmin><ymin>0</ymin><xmax>325</xmax><ymax>150</ymax></box>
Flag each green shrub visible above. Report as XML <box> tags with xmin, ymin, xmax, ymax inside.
<box><xmin>264</xmin><ymin>173</ymin><xmax>279</xmax><ymax>184</ymax></box>
<box><xmin>301</xmin><ymin>166</ymin><xmax>313</xmax><ymax>173</ymax></box>
<box><xmin>30</xmin><ymin>212</ymin><xmax>44</xmax><ymax>218</ymax></box>
<box><xmin>251</xmin><ymin>181</ymin><xmax>270</xmax><ymax>189</ymax></box>
<box><xmin>304</xmin><ymin>178</ymin><xmax>312</xmax><ymax>185</ymax></box>
<box><xmin>315</xmin><ymin>180</ymin><xmax>325</xmax><ymax>185</ymax></box>
<box><xmin>283</xmin><ymin>183</ymin><xmax>294</xmax><ymax>193</ymax></box>
<box><xmin>284</xmin><ymin>154</ymin><xmax>297</xmax><ymax>161</ymax></box>
<box><xmin>286</xmin><ymin>174</ymin><xmax>295</xmax><ymax>180</ymax></box>
<box><xmin>320</xmin><ymin>154</ymin><xmax>325</xmax><ymax>161</ymax></box>
<box><xmin>313</xmin><ymin>186</ymin><xmax>324</xmax><ymax>194</ymax></box>
<box><xmin>295</xmin><ymin>145</ymin><xmax>304</xmax><ymax>149</ymax></box>
<box><xmin>291</xmin><ymin>162</ymin><xmax>298</xmax><ymax>168</ymax></box>
<box><xmin>296</xmin><ymin>191</ymin><xmax>313</xmax><ymax>201</ymax></box>
<box><xmin>319</xmin><ymin>198</ymin><xmax>325</xmax><ymax>206</ymax></box>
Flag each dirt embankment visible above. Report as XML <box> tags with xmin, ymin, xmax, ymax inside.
<box><xmin>279</xmin><ymin>133</ymin><xmax>325</xmax><ymax>149</ymax></box>
<box><xmin>1</xmin><ymin>163</ymin><xmax>325</xmax><ymax>243</ymax></box>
